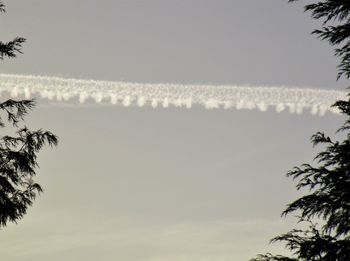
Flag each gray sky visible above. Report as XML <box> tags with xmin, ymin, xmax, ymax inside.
<box><xmin>0</xmin><ymin>1</ymin><xmax>347</xmax><ymax>260</ymax></box>
<box><xmin>1</xmin><ymin>0</ymin><xmax>347</xmax><ymax>88</ymax></box>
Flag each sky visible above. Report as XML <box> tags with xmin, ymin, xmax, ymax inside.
<box><xmin>0</xmin><ymin>1</ymin><xmax>348</xmax><ymax>260</ymax></box>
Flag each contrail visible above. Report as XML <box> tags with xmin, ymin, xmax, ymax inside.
<box><xmin>0</xmin><ymin>74</ymin><xmax>347</xmax><ymax>115</ymax></box>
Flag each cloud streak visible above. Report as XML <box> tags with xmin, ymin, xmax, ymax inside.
<box><xmin>0</xmin><ymin>74</ymin><xmax>347</xmax><ymax>115</ymax></box>
<box><xmin>0</xmin><ymin>210</ymin><xmax>293</xmax><ymax>261</ymax></box>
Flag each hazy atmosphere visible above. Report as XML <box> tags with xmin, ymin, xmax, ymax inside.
<box><xmin>0</xmin><ymin>1</ymin><xmax>347</xmax><ymax>260</ymax></box>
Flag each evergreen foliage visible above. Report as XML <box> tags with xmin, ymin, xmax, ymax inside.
<box><xmin>251</xmin><ymin>1</ymin><xmax>350</xmax><ymax>260</ymax></box>
<box><xmin>289</xmin><ymin>0</ymin><xmax>350</xmax><ymax>80</ymax></box>
<box><xmin>0</xmin><ymin>1</ymin><xmax>57</xmax><ymax>228</ymax></box>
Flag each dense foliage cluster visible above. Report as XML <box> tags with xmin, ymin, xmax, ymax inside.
<box><xmin>251</xmin><ymin>1</ymin><xmax>350</xmax><ymax>260</ymax></box>
<box><xmin>0</xmin><ymin>1</ymin><xmax>57</xmax><ymax>228</ymax></box>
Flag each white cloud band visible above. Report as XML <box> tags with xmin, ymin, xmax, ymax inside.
<box><xmin>0</xmin><ymin>74</ymin><xmax>347</xmax><ymax>116</ymax></box>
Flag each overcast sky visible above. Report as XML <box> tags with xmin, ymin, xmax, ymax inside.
<box><xmin>0</xmin><ymin>1</ymin><xmax>347</xmax><ymax>260</ymax></box>
<box><xmin>2</xmin><ymin>0</ymin><xmax>348</xmax><ymax>88</ymax></box>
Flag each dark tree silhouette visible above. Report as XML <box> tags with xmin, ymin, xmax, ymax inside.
<box><xmin>0</xmin><ymin>1</ymin><xmax>57</xmax><ymax>228</ymax></box>
<box><xmin>251</xmin><ymin>1</ymin><xmax>350</xmax><ymax>260</ymax></box>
